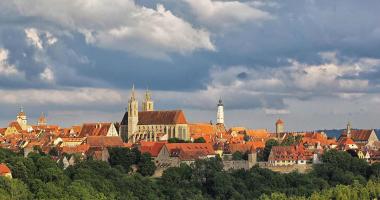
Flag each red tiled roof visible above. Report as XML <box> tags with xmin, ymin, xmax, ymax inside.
<box><xmin>342</xmin><ymin>129</ymin><xmax>375</xmax><ymax>141</ymax></box>
<box><xmin>268</xmin><ymin>145</ymin><xmax>311</xmax><ymax>161</ymax></box>
<box><xmin>165</xmin><ymin>143</ymin><xmax>215</xmax><ymax>160</ymax></box>
<box><xmin>228</xmin><ymin>143</ymin><xmax>255</xmax><ymax>153</ymax></box>
<box><xmin>79</xmin><ymin>123</ymin><xmax>112</xmax><ymax>137</ymax></box>
<box><xmin>138</xmin><ymin>110</ymin><xmax>187</xmax><ymax>125</ymax></box>
<box><xmin>189</xmin><ymin>123</ymin><xmax>226</xmax><ymax>143</ymax></box>
<box><xmin>139</xmin><ymin>141</ymin><xmax>166</xmax><ymax>157</ymax></box>
<box><xmin>0</xmin><ymin>163</ymin><xmax>11</xmax><ymax>174</ymax></box>
<box><xmin>339</xmin><ymin>137</ymin><xmax>355</xmax><ymax>145</ymax></box>
<box><xmin>61</xmin><ymin>144</ymin><xmax>90</xmax><ymax>154</ymax></box>
<box><xmin>189</xmin><ymin>123</ymin><xmax>214</xmax><ymax>135</ymax></box>
<box><xmin>229</xmin><ymin>127</ymin><xmax>246</xmax><ymax>132</ymax></box>
<box><xmin>246</xmin><ymin>141</ymin><xmax>265</xmax><ymax>149</ymax></box>
<box><xmin>245</xmin><ymin>129</ymin><xmax>269</xmax><ymax>139</ymax></box>
<box><xmin>86</xmin><ymin>136</ymin><xmax>123</xmax><ymax>148</ymax></box>
<box><xmin>8</xmin><ymin>121</ymin><xmax>22</xmax><ymax>132</ymax></box>
<box><xmin>121</xmin><ymin>110</ymin><xmax>188</xmax><ymax>125</ymax></box>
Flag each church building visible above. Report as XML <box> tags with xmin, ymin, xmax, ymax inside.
<box><xmin>120</xmin><ymin>86</ymin><xmax>189</xmax><ymax>143</ymax></box>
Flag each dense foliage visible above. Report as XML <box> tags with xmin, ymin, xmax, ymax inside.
<box><xmin>0</xmin><ymin>148</ymin><xmax>379</xmax><ymax>200</ymax></box>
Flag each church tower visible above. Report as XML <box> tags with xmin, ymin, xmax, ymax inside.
<box><xmin>346</xmin><ymin>121</ymin><xmax>351</xmax><ymax>138</ymax></box>
<box><xmin>16</xmin><ymin>106</ymin><xmax>28</xmax><ymax>131</ymax></box>
<box><xmin>142</xmin><ymin>89</ymin><xmax>154</xmax><ymax>112</ymax></box>
<box><xmin>128</xmin><ymin>85</ymin><xmax>139</xmax><ymax>143</ymax></box>
<box><xmin>216</xmin><ymin>98</ymin><xmax>224</xmax><ymax>124</ymax></box>
<box><xmin>37</xmin><ymin>112</ymin><xmax>47</xmax><ymax>126</ymax></box>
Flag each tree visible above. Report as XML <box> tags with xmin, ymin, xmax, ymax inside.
<box><xmin>193</xmin><ymin>137</ymin><xmax>206</xmax><ymax>143</ymax></box>
<box><xmin>48</xmin><ymin>147</ymin><xmax>59</xmax><ymax>157</ymax></box>
<box><xmin>244</xmin><ymin>135</ymin><xmax>251</xmax><ymax>142</ymax></box>
<box><xmin>108</xmin><ymin>147</ymin><xmax>137</xmax><ymax>172</ymax></box>
<box><xmin>263</xmin><ymin>139</ymin><xmax>279</xmax><ymax>161</ymax></box>
<box><xmin>232</xmin><ymin>151</ymin><xmax>243</xmax><ymax>160</ymax></box>
<box><xmin>137</xmin><ymin>153</ymin><xmax>156</xmax><ymax>176</ymax></box>
<box><xmin>369</xmin><ymin>163</ymin><xmax>380</xmax><ymax>179</ymax></box>
<box><xmin>168</xmin><ymin>138</ymin><xmax>188</xmax><ymax>143</ymax></box>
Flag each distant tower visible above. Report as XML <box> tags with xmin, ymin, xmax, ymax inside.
<box><xmin>275</xmin><ymin>119</ymin><xmax>284</xmax><ymax>137</ymax></box>
<box><xmin>128</xmin><ymin>85</ymin><xmax>139</xmax><ymax>143</ymax></box>
<box><xmin>346</xmin><ymin>121</ymin><xmax>351</xmax><ymax>138</ymax></box>
<box><xmin>16</xmin><ymin>106</ymin><xmax>28</xmax><ymax>131</ymax></box>
<box><xmin>216</xmin><ymin>98</ymin><xmax>224</xmax><ymax>124</ymax></box>
<box><xmin>37</xmin><ymin>112</ymin><xmax>47</xmax><ymax>126</ymax></box>
<box><xmin>142</xmin><ymin>89</ymin><xmax>154</xmax><ymax>112</ymax></box>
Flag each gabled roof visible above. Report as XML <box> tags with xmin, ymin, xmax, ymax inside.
<box><xmin>245</xmin><ymin>129</ymin><xmax>269</xmax><ymax>139</ymax></box>
<box><xmin>79</xmin><ymin>123</ymin><xmax>112</xmax><ymax>137</ymax></box>
<box><xmin>164</xmin><ymin>143</ymin><xmax>215</xmax><ymax>160</ymax></box>
<box><xmin>8</xmin><ymin>121</ymin><xmax>22</xmax><ymax>132</ymax></box>
<box><xmin>121</xmin><ymin>110</ymin><xmax>187</xmax><ymax>125</ymax></box>
<box><xmin>0</xmin><ymin>128</ymin><xmax>6</xmax><ymax>135</ymax></box>
<box><xmin>61</xmin><ymin>144</ymin><xmax>90</xmax><ymax>154</ymax></box>
<box><xmin>139</xmin><ymin>141</ymin><xmax>166</xmax><ymax>157</ymax></box>
<box><xmin>268</xmin><ymin>145</ymin><xmax>312</xmax><ymax>161</ymax></box>
<box><xmin>86</xmin><ymin>136</ymin><xmax>123</xmax><ymax>148</ymax></box>
<box><xmin>339</xmin><ymin>137</ymin><xmax>355</xmax><ymax>145</ymax></box>
<box><xmin>228</xmin><ymin>143</ymin><xmax>255</xmax><ymax>154</ymax></box>
<box><xmin>341</xmin><ymin>129</ymin><xmax>376</xmax><ymax>141</ymax></box>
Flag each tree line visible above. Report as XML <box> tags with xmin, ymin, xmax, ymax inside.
<box><xmin>0</xmin><ymin>147</ymin><xmax>379</xmax><ymax>199</ymax></box>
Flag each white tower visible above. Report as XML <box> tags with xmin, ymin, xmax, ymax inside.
<box><xmin>128</xmin><ymin>85</ymin><xmax>139</xmax><ymax>142</ymax></box>
<box><xmin>216</xmin><ymin>98</ymin><xmax>224</xmax><ymax>124</ymax></box>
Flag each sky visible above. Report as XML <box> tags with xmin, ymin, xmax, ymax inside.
<box><xmin>0</xmin><ymin>0</ymin><xmax>380</xmax><ymax>132</ymax></box>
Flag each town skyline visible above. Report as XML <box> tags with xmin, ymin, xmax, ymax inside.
<box><xmin>1</xmin><ymin>87</ymin><xmax>378</xmax><ymax>133</ymax></box>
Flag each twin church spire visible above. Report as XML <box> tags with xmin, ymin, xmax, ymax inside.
<box><xmin>128</xmin><ymin>85</ymin><xmax>154</xmax><ymax>113</ymax></box>
<box><xmin>128</xmin><ymin>85</ymin><xmax>224</xmax><ymax>125</ymax></box>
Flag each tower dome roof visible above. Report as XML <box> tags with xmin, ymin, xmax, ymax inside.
<box><xmin>18</xmin><ymin>106</ymin><xmax>26</xmax><ymax>116</ymax></box>
<box><xmin>276</xmin><ymin>119</ymin><xmax>284</xmax><ymax>125</ymax></box>
<box><xmin>38</xmin><ymin>112</ymin><xmax>47</xmax><ymax>124</ymax></box>
<box><xmin>218</xmin><ymin>98</ymin><xmax>223</xmax><ymax>106</ymax></box>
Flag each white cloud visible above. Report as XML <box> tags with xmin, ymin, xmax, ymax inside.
<box><xmin>25</xmin><ymin>28</ymin><xmax>43</xmax><ymax>49</ymax></box>
<box><xmin>264</xmin><ymin>108</ymin><xmax>290</xmax><ymax>115</ymax></box>
<box><xmin>184</xmin><ymin>0</ymin><xmax>272</xmax><ymax>29</ymax></box>
<box><xmin>13</xmin><ymin>0</ymin><xmax>214</xmax><ymax>59</ymax></box>
<box><xmin>24</xmin><ymin>28</ymin><xmax>58</xmax><ymax>50</ymax></box>
<box><xmin>0</xmin><ymin>48</ymin><xmax>21</xmax><ymax>76</ymax></box>
<box><xmin>0</xmin><ymin>88</ymin><xmax>123</xmax><ymax>105</ymax></box>
<box><xmin>40</xmin><ymin>67</ymin><xmax>55</xmax><ymax>83</ymax></box>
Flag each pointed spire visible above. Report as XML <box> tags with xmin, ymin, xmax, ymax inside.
<box><xmin>145</xmin><ymin>88</ymin><xmax>151</xmax><ymax>101</ymax></box>
<box><xmin>130</xmin><ymin>84</ymin><xmax>136</xmax><ymax>100</ymax></box>
<box><xmin>18</xmin><ymin>105</ymin><xmax>25</xmax><ymax>116</ymax></box>
<box><xmin>38</xmin><ymin>112</ymin><xmax>47</xmax><ymax>126</ymax></box>
<box><xmin>347</xmin><ymin>121</ymin><xmax>351</xmax><ymax>138</ymax></box>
